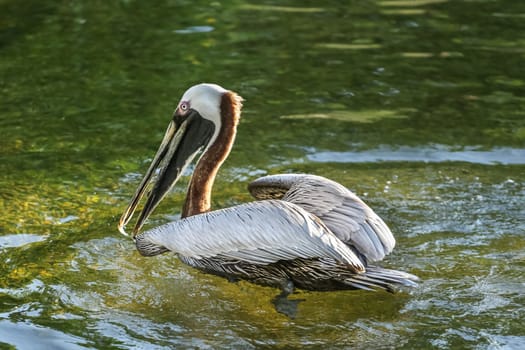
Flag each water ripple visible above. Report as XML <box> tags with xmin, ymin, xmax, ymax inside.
<box><xmin>308</xmin><ymin>145</ymin><xmax>525</xmax><ymax>165</ymax></box>
<box><xmin>0</xmin><ymin>233</ymin><xmax>48</xmax><ymax>249</ymax></box>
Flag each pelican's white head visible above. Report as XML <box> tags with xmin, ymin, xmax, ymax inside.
<box><xmin>118</xmin><ymin>83</ymin><xmax>242</xmax><ymax>236</ymax></box>
<box><xmin>178</xmin><ymin>84</ymin><xmax>226</xmax><ymax>125</ymax></box>
<box><xmin>175</xmin><ymin>83</ymin><xmax>228</xmax><ymax>146</ymax></box>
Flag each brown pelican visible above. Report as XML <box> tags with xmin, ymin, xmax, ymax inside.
<box><xmin>118</xmin><ymin>83</ymin><xmax>418</xmax><ymax>314</ymax></box>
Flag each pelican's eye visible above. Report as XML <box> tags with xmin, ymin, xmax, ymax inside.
<box><xmin>178</xmin><ymin>101</ymin><xmax>190</xmax><ymax>114</ymax></box>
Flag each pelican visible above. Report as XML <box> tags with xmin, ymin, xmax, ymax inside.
<box><xmin>118</xmin><ymin>83</ymin><xmax>418</xmax><ymax>314</ymax></box>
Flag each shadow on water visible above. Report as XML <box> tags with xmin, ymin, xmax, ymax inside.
<box><xmin>1</xmin><ymin>0</ymin><xmax>525</xmax><ymax>348</ymax></box>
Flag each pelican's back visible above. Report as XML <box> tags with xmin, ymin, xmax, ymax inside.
<box><xmin>249</xmin><ymin>174</ymin><xmax>396</xmax><ymax>262</ymax></box>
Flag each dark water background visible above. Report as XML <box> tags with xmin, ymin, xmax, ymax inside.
<box><xmin>1</xmin><ymin>1</ymin><xmax>524</xmax><ymax>348</ymax></box>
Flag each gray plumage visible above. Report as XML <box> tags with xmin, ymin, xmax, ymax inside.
<box><xmin>137</xmin><ymin>199</ymin><xmax>364</xmax><ymax>271</ymax></box>
<box><xmin>135</xmin><ymin>174</ymin><xmax>418</xmax><ymax>292</ymax></box>
<box><xmin>249</xmin><ymin>174</ymin><xmax>395</xmax><ymax>262</ymax></box>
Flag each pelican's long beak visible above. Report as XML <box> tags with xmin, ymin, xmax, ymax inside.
<box><xmin>118</xmin><ymin>110</ymin><xmax>215</xmax><ymax>237</ymax></box>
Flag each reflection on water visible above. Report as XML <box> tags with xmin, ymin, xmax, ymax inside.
<box><xmin>0</xmin><ymin>320</ymin><xmax>88</xmax><ymax>350</ymax></box>
<box><xmin>0</xmin><ymin>233</ymin><xmax>48</xmax><ymax>249</ymax></box>
<box><xmin>308</xmin><ymin>145</ymin><xmax>525</xmax><ymax>165</ymax></box>
<box><xmin>1</xmin><ymin>0</ymin><xmax>525</xmax><ymax>348</ymax></box>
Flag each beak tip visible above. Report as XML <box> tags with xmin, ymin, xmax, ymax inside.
<box><xmin>118</xmin><ymin>223</ymin><xmax>130</xmax><ymax>237</ymax></box>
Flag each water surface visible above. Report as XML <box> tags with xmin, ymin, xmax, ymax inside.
<box><xmin>1</xmin><ymin>0</ymin><xmax>524</xmax><ymax>348</ymax></box>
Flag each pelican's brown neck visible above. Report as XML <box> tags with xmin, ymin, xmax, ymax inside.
<box><xmin>182</xmin><ymin>91</ymin><xmax>243</xmax><ymax>218</ymax></box>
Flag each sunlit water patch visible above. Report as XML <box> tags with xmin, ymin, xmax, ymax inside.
<box><xmin>0</xmin><ymin>320</ymin><xmax>89</xmax><ymax>350</ymax></box>
<box><xmin>0</xmin><ymin>233</ymin><xmax>48</xmax><ymax>249</ymax></box>
<box><xmin>174</xmin><ymin>26</ymin><xmax>215</xmax><ymax>34</ymax></box>
<box><xmin>308</xmin><ymin>145</ymin><xmax>525</xmax><ymax>165</ymax></box>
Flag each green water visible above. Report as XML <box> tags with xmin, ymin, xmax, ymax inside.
<box><xmin>1</xmin><ymin>0</ymin><xmax>524</xmax><ymax>348</ymax></box>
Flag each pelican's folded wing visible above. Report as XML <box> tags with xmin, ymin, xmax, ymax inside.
<box><xmin>135</xmin><ymin>200</ymin><xmax>365</xmax><ymax>273</ymax></box>
<box><xmin>248</xmin><ymin>174</ymin><xmax>395</xmax><ymax>262</ymax></box>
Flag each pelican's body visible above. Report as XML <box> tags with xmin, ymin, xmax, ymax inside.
<box><xmin>119</xmin><ymin>83</ymin><xmax>418</xmax><ymax>309</ymax></box>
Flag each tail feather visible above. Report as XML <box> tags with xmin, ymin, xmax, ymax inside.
<box><xmin>342</xmin><ymin>278</ymin><xmax>390</xmax><ymax>292</ymax></box>
<box><xmin>344</xmin><ymin>266</ymin><xmax>419</xmax><ymax>293</ymax></box>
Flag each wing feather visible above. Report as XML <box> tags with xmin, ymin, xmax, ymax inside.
<box><xmin>135</xmin><ymin>200</ymin><xmax>365</xmax><ymax>272</ymax></box>
<box><xmin>249</xmin><ymin>174</ymin><xmax>396</xmax><ymax>262</ymax></box>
